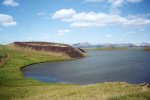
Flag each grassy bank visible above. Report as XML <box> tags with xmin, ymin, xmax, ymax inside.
<box><xmin>144</xmin><ymin>46</ymin><xmax>150</xmax><ymax>51</ymax></box>
<box><xmin>0</xmin><ymin>45</ymin><xmax>150</xmax><ymax>100</ymax></box>
<box><xmin>0</xmin><ymin>45</ymin><xmax>8</xmax><ymax>67</ymax></box>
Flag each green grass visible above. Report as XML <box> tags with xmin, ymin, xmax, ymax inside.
<box><xmin>0</xmin><ymin>45</ymin><xmax>7</xmax><ymax>58</ymax></box>
<box><xmin>0</xmin><ymin>45</ymin><xmax>149</xmax><ymax>100</ymax></box>
<box><xmin>144</xmin><ymin>46</ymin><xmax>150</xmax><ymax>51</ymax></box>
<box><xmin>0</xmin><ymin>45</ymin><xmax>8</xmax><ymax>67</ymax></box>
<box><xmin>110</xmin><ymin>91</ymin><xmax>150</xmax><ymax>100</ymax></box>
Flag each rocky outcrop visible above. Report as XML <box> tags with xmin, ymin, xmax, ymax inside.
<box><xmin>77</xmin><ymin>48</ymin><xmax>86</xmax><ymax>52</ymax></box>
<box><xmin>14</xmin><ymin>42</ymin><xmax>86</xmax><ymax>58</ymax></box>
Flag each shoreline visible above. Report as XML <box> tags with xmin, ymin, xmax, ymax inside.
<box><xmin>20</xmin><ymin>59</ymin><xmax>149</xmax><ymax>86</ymax></box>
<box><xmin>20</xmin><ymin>56</ymin><xmax>85</xmax><ymax>70</ymax></box>
<box><xmin>0</xmin><ymin>45</ymin><xmax>150</xmax><ymax>100</ymax></box>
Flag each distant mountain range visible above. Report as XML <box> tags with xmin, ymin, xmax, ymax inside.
<box><xmin>72</xmin><ymin>42</ymin><xmax>150</xmax><ymax>48</ymax></box>
<box><xmin>73</xmin><ymin>42</ymin><xmax>93</xmax><ymax>48</ymax></box>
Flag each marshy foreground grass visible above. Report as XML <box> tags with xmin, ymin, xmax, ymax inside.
<box><xmin>0</xmin><ymin>45</ymin><xmax>150</xmax><ymax>100</ymax></box>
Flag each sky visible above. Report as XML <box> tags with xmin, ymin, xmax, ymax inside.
<box><xmin>0</xmin><ymin>0</ymin><xmax>150</xmax><ymax>44</ymax></box>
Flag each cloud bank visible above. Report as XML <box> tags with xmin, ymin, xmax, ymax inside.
<box><xmin>52</xmin><ymin>9</ymin><xmax>150</xmax><ymax>28</ymax></box>
<box><xmin>2</xmin><ymin>0</ymin><xmax>19</xmax><ymax>7</ymax></box>
<box><xmin>0</xmin><ymin>14</ymin><xmax>17</xmax><ymax>27</ymax></box>
<box><xmin>84</xmin><ymin>0</ymin><xmax>143</xmax><ymax>14</ymax></box>
<box><xmin>57</xmin><ymin>29</ymin><xmax>70</xmax><ymax>36</ymax></box>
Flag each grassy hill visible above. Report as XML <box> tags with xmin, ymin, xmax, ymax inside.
<box><xmin>0</xmin><ymin>44</ymin><xmax>150</xmax><ymax>100</ymax></box>
<box><xmin>13</xmin><ymin>42</ymin><xmax>86</xmax><ymax>58</ymax></box>
<box><xmin>0</xmin><ymin>45</ymin><xmax>8</xmax><ymax>67</ymax></box>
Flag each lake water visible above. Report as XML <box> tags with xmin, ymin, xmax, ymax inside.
<box><xmin>21</xmin><ymin>50</ymin><xmax>150</xmax><ymax>85</ymax></box>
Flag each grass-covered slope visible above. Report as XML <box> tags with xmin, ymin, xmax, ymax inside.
<box><xmin>13</xmin><ymin>42</ymin><xmax>86</xmax><ymax>58</ymax></box>
<box><xmin>0</xmin><ymin>45</ymin><xmax>8</xmax><ymax>67</ymax></box>
<box><xmin>144</xmin><ymin>46</ymin><xmax>150</xmax><ymax>51</ymax></box>
<box><xmin>0</xmin><ymin>45</ymin><xmax>150</xmax><ymax>100</ymax></box>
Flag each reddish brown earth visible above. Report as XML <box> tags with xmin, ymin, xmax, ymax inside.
<box><xmin>14</xmin><ymin>42</ymin><xmax>86</xmax><ymax>58</ymax></box>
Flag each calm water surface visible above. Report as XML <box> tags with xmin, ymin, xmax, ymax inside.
<box><xmin>21</xmin><ymin>50</ymin><xmax>150</xmax><ymax>85</ymax></box>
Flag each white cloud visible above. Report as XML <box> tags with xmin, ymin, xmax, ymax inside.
<box><xmin>83</xmin><ymin>0</ymin><xmax>143</xmax><ymax>14</ymax></box>
<box><xmin>37</xmin><ymin>12</ymin><xmax>46</xmax><ymax>16</ymax></box>
<box><xmin>0</xmin><ymin>14</ymin><xmax>17</xmax><ymax>27</ymax></box>
<box><xmin>109</xmin><ymin>0</ymin><xmax>124</xmax><ymax>8</ymax></box>
<box><xmin>57</xmin><ymin>29</ymin><xmax>70</xmax><ymax>36</ymax></box>
<box><xmin>2</xmin><ymin>0</ymin><xmax>19</xmax><ymax>7</ymax></box>
<box><xmin>58</xmin><ymin>29</ymin><xmax>70</xmax><ymax>33</ymax></box>
<box><xmin>84</xmin><ymin>0</ymin><xmax>104</xmax><ymax>3</ymax></box>
<box><xmin>52</xmin><ymin>9</ymin><xmax>150</xmax><ymax>28</ymax></box>
<box><xmin>84</xmin><ymin>0</ymin><xmax>143</xmax><ymax>4</ymax></box>
<box><xmin>57</xmin><ymin>32</ymin><xmax>65</xmax><ymax>36</ymax></box>
<box><xmin>109</xmin><ymin>0</ymin><xmax>143</xmax><ymax>13</ymax></box>
<box><xmin>108</xmin><ymin>0</ymin><xmax>124</xmax><ymax>14</ymax></box>
<box><xmin>27</xmin><ymin>36</ymin><xmax>33</xmax><ymax>41</ymax></box>
<box><xmin>127</xmin><ymin>0</ymin><xmax>143</xmax><ymax>3</ymax></box>
<box><xmin>52</xmin><ymin>9</ymin><xmax>76</xmax><ymax>19</ymax></box>
<box><xmin>44</xmin><ymin>33</ymin><xmax>49</xmax><ymax>36</ymax></box>
<box><xmin>140</xmin><ymin>28</ymin><xmax>145</xmax><ymax>31</ymax></box>
<box><xmin>42</xmin><ymin>33</ymin><xmax>49</xmax><ymax>39</ymax></box>
<box><xmin>105</xmin><ymin>34</ymin><xmax>112</xmax><ymax>37</ymax></box>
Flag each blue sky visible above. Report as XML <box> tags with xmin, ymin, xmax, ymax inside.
<box><xmin>0</xmin><ymin>0</ymin><xmax>150</xmax><ymax>44</ymax></box>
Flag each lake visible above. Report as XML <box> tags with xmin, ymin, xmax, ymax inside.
<box><xmin>21</xmin><ymin>50</ymin><xmax>150</xmax><ymax>85</ymax></box>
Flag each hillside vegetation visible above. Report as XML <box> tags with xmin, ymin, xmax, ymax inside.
<box><xmin>144</xmin><ymin>46</ymin><xmax>150</xmax><ymax>51</ymax></box>
<box><xmin>0</xmin><ymin>44</ymin><xmax>150</xmax><ymax>100</ymax></box>
<box><xmin>0</xmin><ymin>45</ymin><xmax>8</xmax><ymax>67</ymax></box>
